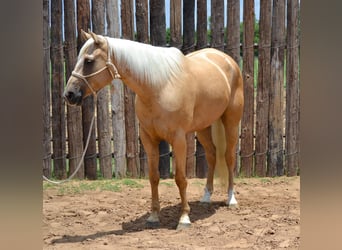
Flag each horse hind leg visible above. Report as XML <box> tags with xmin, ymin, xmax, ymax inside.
<box><xmin>197</xmin><ymin>126</ymin><xmax>216</xmax><ymax>203</ymax></box>
<box><xmin>222</xmin><ymin>112</ymin><xmax>242</xmax><ymax>207</ymax></box>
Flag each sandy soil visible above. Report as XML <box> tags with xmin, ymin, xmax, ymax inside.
<box><xmin>43</xmin><ymin>176</ymin><xmax>300</xmax><ymax>249</ymax></box>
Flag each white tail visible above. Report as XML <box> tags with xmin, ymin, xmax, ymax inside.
<box><xmin>211</xmin><ymin>119</ymin><xmax>228</xmax><ymax>190</ymax></box>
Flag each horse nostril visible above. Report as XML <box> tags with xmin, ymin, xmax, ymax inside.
<box><xmin>66</xmin><ymin>91</ymin><xmax>74</xmax><ymax>99</ymax></box>
<box><xmin>63</xmin><ymin>91</ymin><xmax>76</xmax><ymax>103</ymax></box>
<box><xmin>64</xmin><ymin>90</ymin><xmax>83</xmax><ymax>105</ymax></box>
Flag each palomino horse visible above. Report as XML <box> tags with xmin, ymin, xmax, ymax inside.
<box><xmin>64</xmin><ymin>30</ymin><xmax>244</xmax><ymax>230</ymax></box>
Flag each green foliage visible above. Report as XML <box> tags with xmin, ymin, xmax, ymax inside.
<box><xmin>122</xmin><ymin>179</ymin><xmax>144</xmax><ymax>188</ymax></box>
<box><xmin>166</xmin><ymin>28</ymin><xmax>171</xmax><ymax>45</ymax></box>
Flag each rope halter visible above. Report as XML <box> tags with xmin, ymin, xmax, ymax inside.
<box><xmin>71</xmin><ymin>37</ymin><xmax>121</xmax><ymax>95</ymax></box>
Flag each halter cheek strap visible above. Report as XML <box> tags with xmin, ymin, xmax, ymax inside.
<box><xmin>71</xmin><ymin>37</ymin><xmax>121</xmax><ymax>95</ymax></box>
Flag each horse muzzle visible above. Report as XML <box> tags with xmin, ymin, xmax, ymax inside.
<box><xmin>63</xmin><ymin>89</ymin><xmax>83</xmax><ymax>106</ymax></box>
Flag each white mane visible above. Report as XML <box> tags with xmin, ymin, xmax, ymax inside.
<box><xmin>107</xmin><ymin>37</ymin><xmax>185</xmax><ymax>87</ymax></box>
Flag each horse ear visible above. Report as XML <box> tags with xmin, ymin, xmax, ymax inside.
<box><xmin>80</xmin><ymin>29</ymin><xmax>91</xmax><ymax>42</ymax></box>
<box><xmin>89</xmin><ymin>31</ymin><xmax>102</xmax><ymax>45</ymax></box>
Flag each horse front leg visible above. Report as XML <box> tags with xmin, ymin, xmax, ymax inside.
<box><xmin>172</xmin><ymin>132</ymin><xmax>191</xmax><ymax>230</ymax></box>
<box><xmin>139</xmin><ymin>127</ymin><xmax>161</xmax><ymax>227</ymax></box>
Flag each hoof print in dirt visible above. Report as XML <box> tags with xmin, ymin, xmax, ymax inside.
<box><xmin>176</xmin><ymin>223</ymin><xmax>191</xmax><ymax>230</ymax></box>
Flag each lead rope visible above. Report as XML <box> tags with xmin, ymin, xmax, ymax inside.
<box><xmin>43</xmin><ymin>95</ymin><xmax>97</xmax><ymax>184</ymax></box>
<box><xmin>43</xmin><ymin>37</ymin><xmax>119</xmax><ymax>184</ymax></box>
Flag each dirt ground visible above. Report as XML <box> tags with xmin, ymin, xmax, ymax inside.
<box><xmin>43</xmin><ymin>176</ymin><xmax>300</xmax><ymax>249</ymax></box>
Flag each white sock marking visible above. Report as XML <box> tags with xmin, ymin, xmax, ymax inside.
<box><xmin>179</xmin><ymin>214</ymin><xmax>191</xmax><ymax>225</ymax></box>
<box><xmin>200</xmin><ymin>187</ymin><xmax>211</xmax><ymax>203</ymax></box>
<box><xmin>227</xmin><ymin>189</ymin><xmax>238</xmax><ymax>206</ymax></box>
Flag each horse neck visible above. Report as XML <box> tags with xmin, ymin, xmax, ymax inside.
<box><xmin>106</xmin><ymin>38</ymin><xmax>154</xmax><ymax>100</ymax></box>
<box><xmin>107</xmin><ymin>37</ymin><xmax>183</xmax><ymax>101</ymax></box>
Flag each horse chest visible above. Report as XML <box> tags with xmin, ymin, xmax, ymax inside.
<box><xmin>136</xmin><ymin>97</ymin><xmax>191</xmax><ymax>140</ymax></box>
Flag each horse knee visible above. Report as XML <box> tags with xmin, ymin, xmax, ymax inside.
<box><xmin>175</xmin><ymin>172</ymin><xmax>187</xmax><ymax>189</ymax></box>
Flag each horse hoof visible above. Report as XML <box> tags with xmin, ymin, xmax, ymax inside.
<box><xmin>200</xmin><ymin>198</ymin><xmax>211</xmax><ymax>204</ymax></box>
<box><xmin>146</xmin><ymin>221</ymin><xmax>160</xmax><ymax>229</ymax></box>
<box><xmin>176</xmin><ymin>223</ymin><xmax>191</xmax><ymax>230</ymax></box>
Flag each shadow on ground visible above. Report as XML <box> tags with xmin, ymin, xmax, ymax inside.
<box><xmin>51</xmin><ymin>201</ymin><xmax>226</xmax><ymax>244</ymax></box>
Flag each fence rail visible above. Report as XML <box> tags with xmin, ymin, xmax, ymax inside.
<box><xmin>43</xmin><ymin>0</ymin><xmax>300</xmax><ymax>179</ymax></box>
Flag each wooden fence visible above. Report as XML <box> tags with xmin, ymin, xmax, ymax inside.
<box><xmin>43</xmin><ymin>0</ymin><xmax>300</xmax><ymax>179</ymax></box>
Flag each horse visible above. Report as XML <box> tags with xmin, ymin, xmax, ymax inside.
<box><xmin>64</xmin><ymin>30</ymin><xmax>244</xmax><ymax>230</ymax></box>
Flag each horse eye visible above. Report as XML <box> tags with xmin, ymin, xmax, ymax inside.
<box><xmin>84</xmin><ymin>55</ymin><xmax>95</xmax><ymax>64</ymax></box>
<box><xmin>85</xmin><ymin>58</ymin><xmax>93</xmax><ymax>64</ymax></box>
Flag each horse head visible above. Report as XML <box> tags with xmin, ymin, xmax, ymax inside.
<box><xmin>63</xmin><ymin>30</ymin><xmax>117</xmax><ymax>106</ymax></box>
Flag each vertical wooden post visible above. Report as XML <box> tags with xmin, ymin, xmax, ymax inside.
<box><xmin>210</xmin><ymin>0</ymin><xmax>225</xmax><ymax>51</ymax></box>
<box><xmin>150</xmin><ymin>0</ymin><xmax>166</xmax><ymax>45</ymax></box>
<box><xmin>43</xmin><ymin>0</ymin><xmax>51</xmax><ymax>178</ymax></box>
<box><xmin>136</xmin><ymin>0</ymin><xmax>149</xmax><ymax>44</ymax></box>
<box><xmin>227</xmin><ymin>0</ymin><xmax>240</xmax><ymax>63</ymax></box>
<box><xmin>183</xmin><ymin>0</ymin><xmax>195</xmax><ymax>53</ymax></box>
<box><xmin>64</xmin><ymin>0</ymin><xmax>84</xmax><ymax>179</ymax></box>
<box><xmin>268</xmin><ymin>0</ymin><xmax>285</xmax><ymax>177</ymax></box>
<box><xmin>169</xmin><ymin>0</ymin><xmax>182</xmax><ymax>177</ymax></box>
<box><xmin>170</xmin><ymin>0</ymin><xmax>182</xmax><ymax>49</ymax></box>
<box><xmin>136</xmin><ymin>0</ymin><xmax>149</xmax><ymax>177</ymax></box>
<box><xmin>77</xmin><ymin>0</ymin><xmax>97</xmax><ymax>180</ymax></box>
<box><xmin>106</xmin><ymin>0</ymin><xmax>127</xmax><ymax>178</ymax></box>
<box><xmin>196</xmin><ymin>140</ymin><xmax>208</xmax><ymax>178</ymax></box>
<box><xmin>286</xmin><ymin>0</ymin><xmax>300</xmax><ymax>176</ymax></box>
<box><xmin>196</xmin><ymin>0</ymin><xmax>207</xmax><ymax>50</ymax></box>
<box><xmin>150</xmin><ymin>0</ymin><xmax>171</xmax><ymax>178</ymax></box>
<box><xmin>121</xmin><ymin>0</ymin><xmax>140</xmax><ymax>178</ymax></box>
<box><xmin>195</xmin><ymin>0</ymin><xmax>208</xmax><ymax>177</ymax></box>
<box><xmin>227</xmin><ymin>0</ymin><xmax>240</xmax><ymax>176</ymax></box>
<box><xmin>92</xmin><ymin>0</ymin><xmax>113</xmax><ymax>179</ymax></box>
<box><xmin>51</xmin><ymin>0</ymin><xmax>66</xmax><ymax>179</ymax></box>
<box><xmin>182</xmin><ymin>0</ymin><xmax>196</xmax><ymax>178</ymax></box>
<box><xmin>255</xmin><ymin>0</ymin><xmax>272</xmax><ymax>177</ymax></box>
<box><xmin>111</xmin><ymin>77</ymin><xmax>127</xmax><ymax>178</ymax></box>
<box><xmin>158</xmin><ymin>141</ymin><xmax>170</xmax><ymax>179</ymax></box>
<box><xmin>240</xmin><ymin>0</ymin><xmax>255</xmax><ymax>177</ymax></box>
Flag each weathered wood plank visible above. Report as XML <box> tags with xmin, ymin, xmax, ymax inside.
<box><xmin>211</xmin><ymin>0</ymin><xmax>225</xmax><ymax>51</ymax></box>
<box><xmin>268</xmin><ymin>0</ymin><xmax>286</xmax><ymax>177</ymax></box>
<box><xmin>170</xmin><ymin>0</ymin><xmax>182</xmax><ymax>48</ymax></box>
<box><xmin>93</xmin><ymin>0</ymin><xmax>113</xmax><ymax>179</ymax></box>
<box><xmin>226</xmin><ymin>0</ymin><xmax>240</xmax><ymax>64</ymax></box>
<box><xmin>106</xmin><ymin>0</ymin><xmax>127</xmax><ymax>178</ymax></box>
<box><xmin>150</xmin><ymin>0</ymin><xmax>171</xmax><ymax>178</ymax></box>
<box><xmin>286</xmin><ymin>0</ymin><xmax>300</xmax><ymax>176</ymax></box>
<box><xmin>51</xmin><ymin>0</ymin><xmax>66</xmax><ymax>179</ymax></box>
<box><xmin>64</xmin><ymin>0</ymin><xmax>84</xmax><ymax>179</ymax></box>
<box><xmin>226</xmin><ymin>0</ymin><xmax>241</xmax><ymax>176</ymax></box>
<box><xmin>255</xmin><ymin>0</ymin><xmax>272</xmax><ymax>177</ymax></box>
<box><xmin>182</xmin><ymin>0</ymin><xmax>196</xmax><ymax>178</ymax></box>
<box><xmin>43</xmin><ymin>0</ymin><xmax>51</xmax><ymax>177</ymax></box>
<box><xmin>78</xmin><ymin>0</ymin><xmax>97</xmax><ymax>180</ymax></box>
<box><xmin>135</xmin><ymin>0</ymin><xmax>149</xmax><ymax>177</ymax></box>
<box><xmin>122</xmin><ymin>0</ymin><xmax>140</xmax><ymax>177</ymax></box>
<box><xmin>240</xmin><ymin>0</ymin><xmax>255</xmax><ymax>177</ymax></box>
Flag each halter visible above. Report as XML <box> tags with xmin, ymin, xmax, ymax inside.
<box><xmin>71</xmin><ymin>37</ymin><xmax>121</xmax><ymax>95</ymax></box>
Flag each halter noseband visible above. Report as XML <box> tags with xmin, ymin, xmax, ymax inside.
<box><xmin>71</xmin><ymin>37</ymin><xmax>121</xmax><ymax>95</ymax></box>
